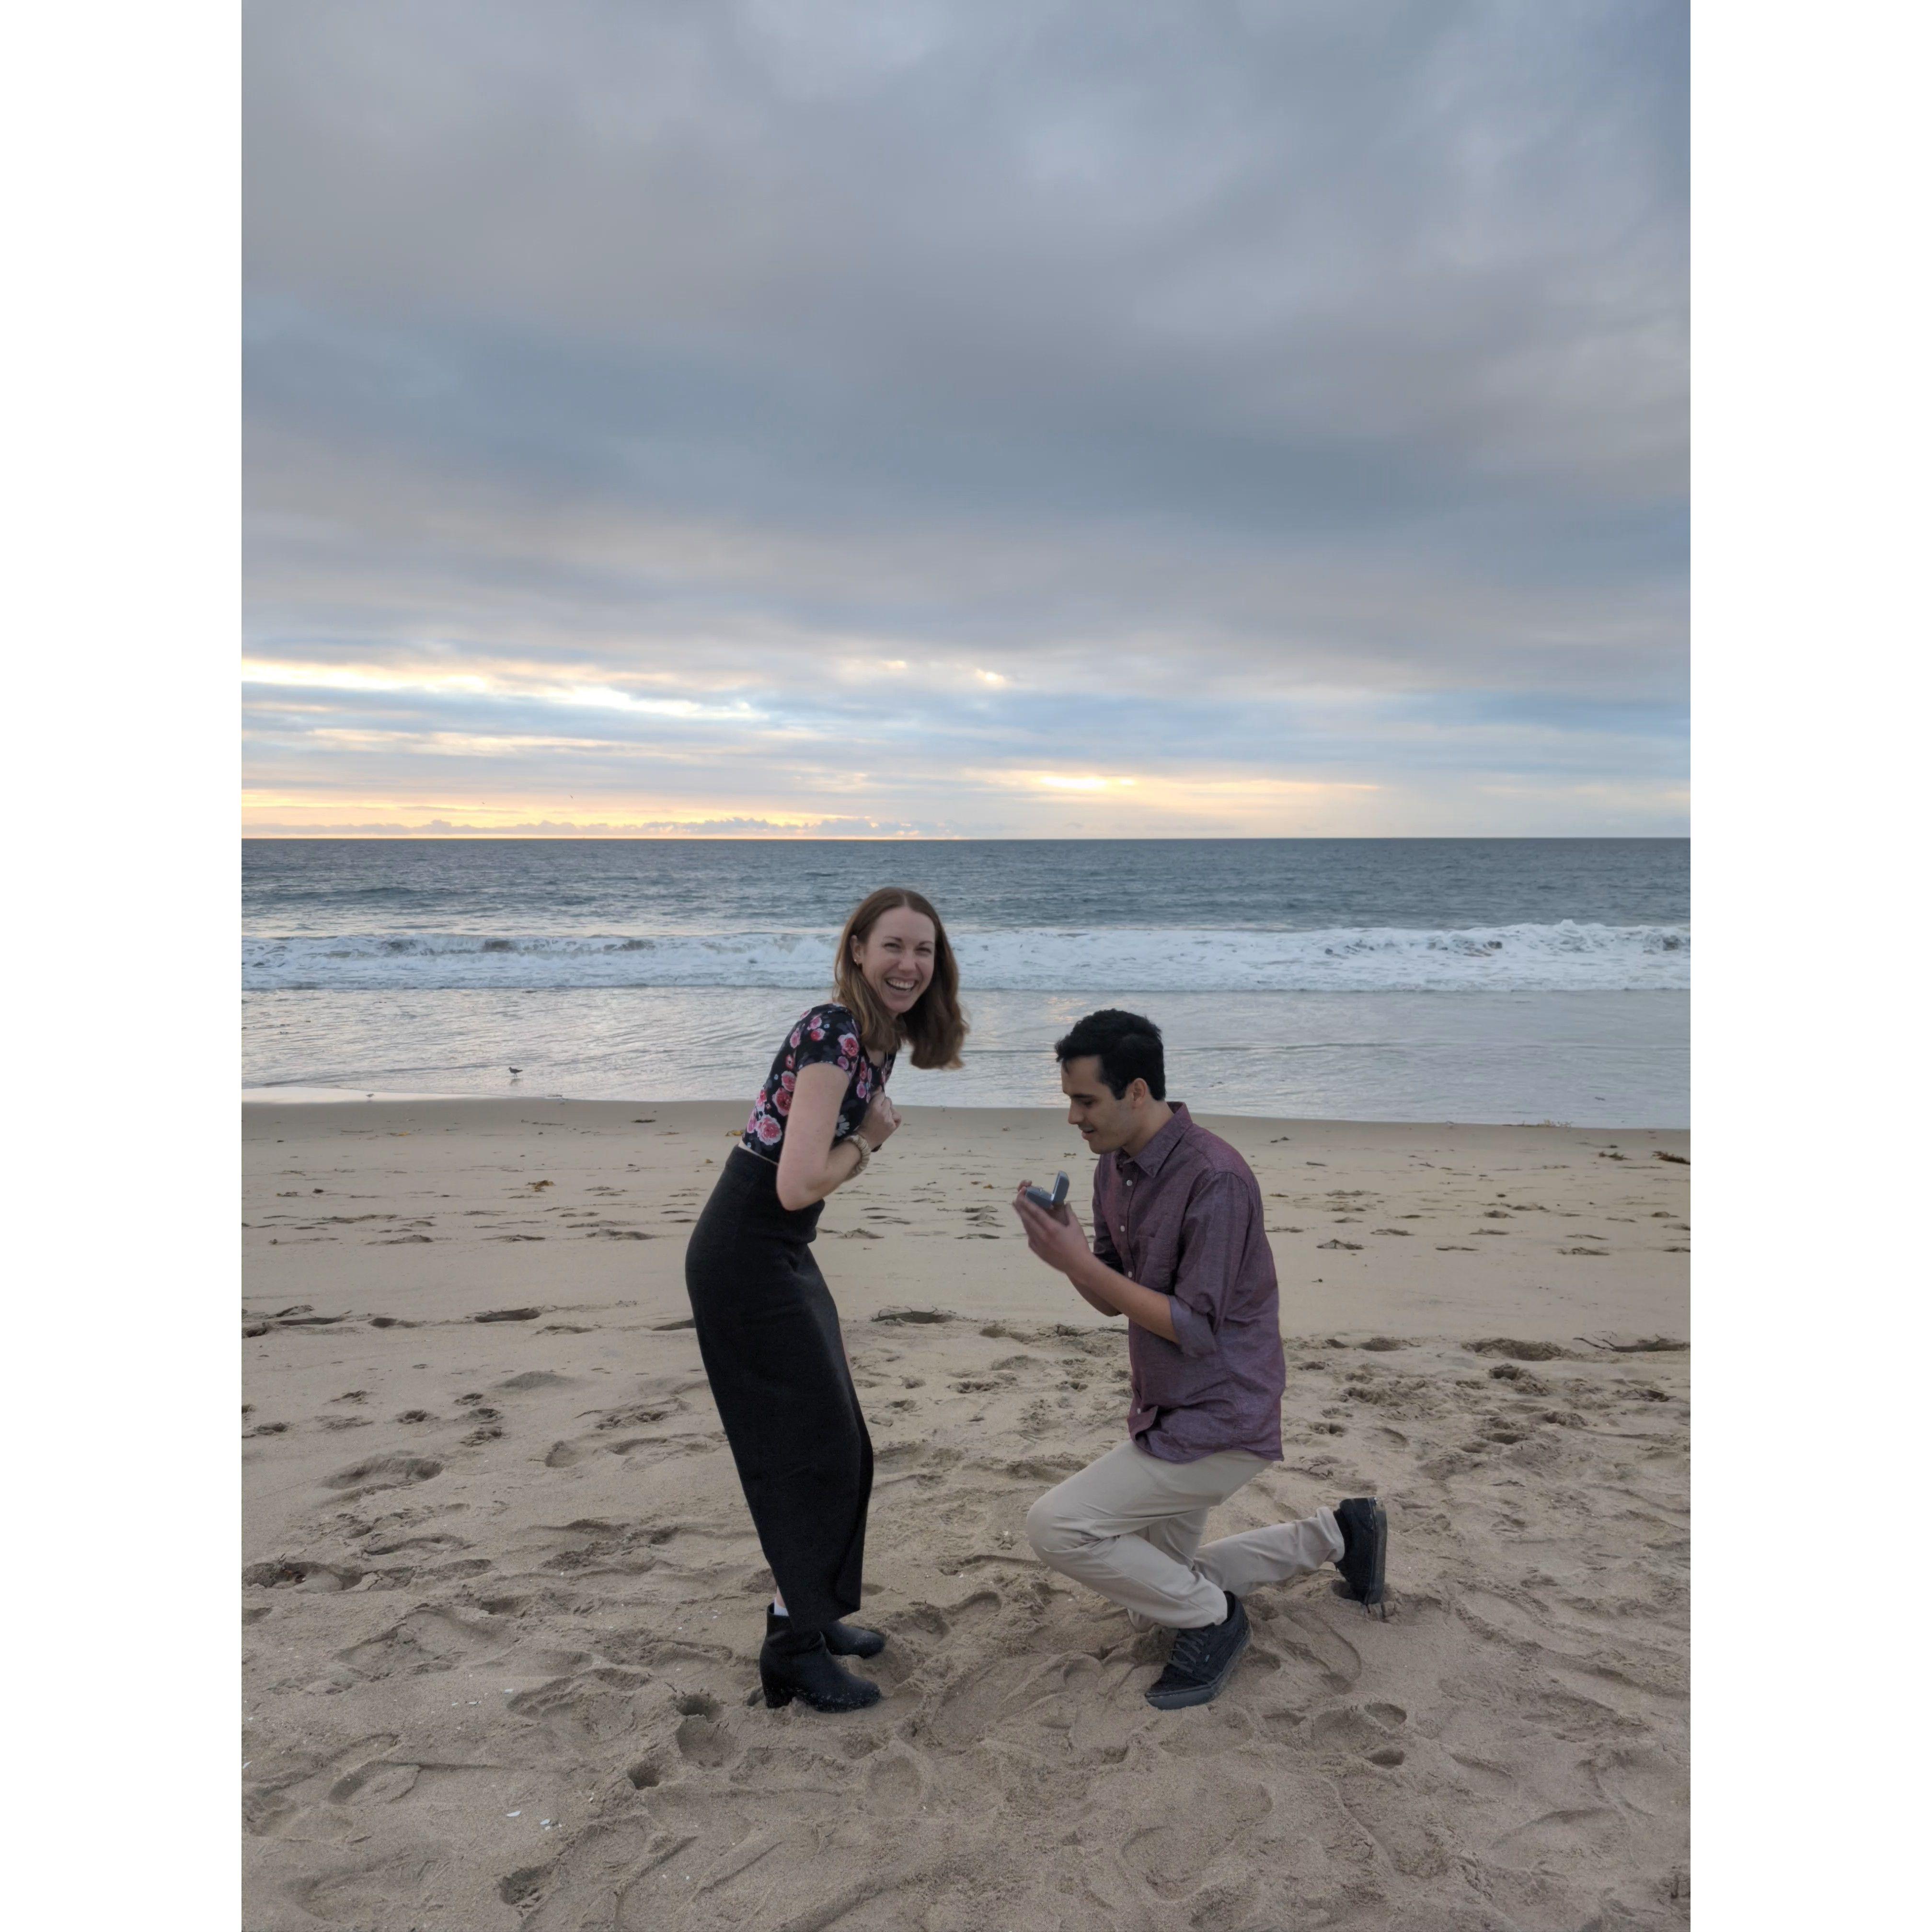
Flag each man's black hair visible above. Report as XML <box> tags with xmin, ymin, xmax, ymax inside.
<box><xmin>1054</xmin><ymin>1009</ymin><xmax>1166</xmax><ymax>1101</ymax></box>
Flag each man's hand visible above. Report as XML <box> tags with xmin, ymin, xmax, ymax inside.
<box><xmin>1011</xmin><ymin>1182</ymin><xmax>1180</xmax><ymax>1344</ymax></box>
<box><xmin>1012</xmin><ymin>1185</ymin><xmax>1092</xmax><ymax>1276</ymax></box>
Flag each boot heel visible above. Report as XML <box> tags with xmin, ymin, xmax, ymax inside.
<box><xmin>758</xmin><ymin>1630</ymin><xmax>881</xmax><ymax>1713</ymax></box>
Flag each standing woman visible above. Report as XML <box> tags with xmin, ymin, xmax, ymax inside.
<box><xmin>685</xmin><ymin>888</ymin><xmax>967</xmax><ymax>1712</ymax></box>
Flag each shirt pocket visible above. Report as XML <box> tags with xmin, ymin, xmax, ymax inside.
<box><xmin>1130</xmin><ymin>1223</ymin><xmax>1182</xmax><ymax>1294</ymax></box>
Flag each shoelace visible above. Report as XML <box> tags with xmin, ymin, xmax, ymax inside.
<box><xmin>1168</xmin><ymin>1623</ymin><xmax>1215</xmax><ymax>1674</ymax></box>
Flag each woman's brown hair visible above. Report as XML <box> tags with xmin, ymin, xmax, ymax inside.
<box><xmin>832</xmin><ymin>888</ymin><xmax>968</xmax><ymax>1070</ymax></box>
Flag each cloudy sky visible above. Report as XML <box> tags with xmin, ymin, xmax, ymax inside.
<box><xmin>243</xmin><ymin>0</ymin><xmax>1687</xmax><ymax>837</ymax></box>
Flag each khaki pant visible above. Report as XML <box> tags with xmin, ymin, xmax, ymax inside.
<box><xmin>1025</xmin><ymin>1440</ymin><xmax>1344</xmax><ymax>1629</ymax></box>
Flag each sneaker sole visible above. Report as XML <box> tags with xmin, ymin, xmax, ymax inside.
<box><xmin>1143</xmin><ymin>1622</ymin><xmax>1250</xmax><ymax>1710</ymax></box>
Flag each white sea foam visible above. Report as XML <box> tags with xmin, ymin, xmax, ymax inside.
<box><xmin>244</xmin><ymin>921</ymin><xmax>1689</xmax><ymax>995</ymax></box>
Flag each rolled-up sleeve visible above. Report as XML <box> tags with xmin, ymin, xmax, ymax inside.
<box><xmin>1168</xmin><ymin>1172</ymin><xmax>1248</xmax><ymax>1360</ymax></box>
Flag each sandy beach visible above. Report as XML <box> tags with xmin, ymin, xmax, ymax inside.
<box><xmin>242</xmin><ymin>1099</ymin><xmax>1689</xmax><ymax>1931</ymax></box>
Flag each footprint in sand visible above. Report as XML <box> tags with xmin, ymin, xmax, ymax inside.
<box><xmin>862</xmin><ymin>1745</ymin><xmax>929</xmax><ymax>1814</ymax></box>
<box><xmin>361</xmin><ymin>1530</ymin><xmax>468</xmax><ymax>1558</ymax></box>
<box><xmin>496</xmin><ymin>1866</ymin><xmax>550</xmax><ymax>1911</ymax></box>
<box><xmin>1487</xmin><ymin>1364</ymin><xmax>1546</xmax><ymax>1390</ymax></box>
<box><xmin>1120</xmin><ymin>1769</ymin><xmax>1272</xmax><ymax>1897</ymax></box>
<box><xmin>243</xmin><ymin>1559</ymin><xmax>364</xmax><ymax>1592</ymax></box>
<box><xmin>327</xmin><ymin>1759</ymin><xmax>422</xmax><ymax>1805</ymax></box>
<box><xmin>284</xmin><ymin>1845</ymin><xmax>457</xmax><ymax>1920</ymax></box>
<box><xmin>334</xmin><ymin>1604</ymin><xmax>510</xmax><ymax>1680</ymax></box>
<box><xmin>322</xmin><ymin>1454</ymin><xmax>443</xmax><ymax>1495</ymax></box>
<box><xmin>506</xmin><ymin>1672</ymin><xmax>650</xmax><ymax>1752</ymax></box>
<box><xmin>924</xmin><ymin>1650</ymin><xmax>1072</xmax><ymax>1750</ymax></box>
<box><xmin>672</xmin><ymin>1691</ymin><xmax>737</xmax><ymax>1769</ymax></box>
<box><xmin>1265</xmin><ymin>1606</ymin><xmax>1363</xmax><ymax>1691</ymax></box>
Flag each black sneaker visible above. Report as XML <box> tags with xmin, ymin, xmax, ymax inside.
<box><xmin>1333</xmin><ymin>1497</ymin><xmax>1388</xmax><ymax>1608</ymax></box>
<box><xmin>1144</xmin><ymin>1595</ymin><xmax>1250</xmax><ymax>1710</ymax></box>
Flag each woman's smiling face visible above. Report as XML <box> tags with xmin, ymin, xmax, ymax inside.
<box><xmin>852</xmin><ymin>907</ymin><xmax>937</xmax><ymax>1016</ymax></box>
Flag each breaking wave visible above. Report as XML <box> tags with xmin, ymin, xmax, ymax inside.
<box><xmin>244</xmin><ymin>921</ymin><xmax>1689</xmax><ymax>995</ymax></box>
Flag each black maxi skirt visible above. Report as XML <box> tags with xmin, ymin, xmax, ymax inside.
<box><xmin>684</xmin><ymin>1146</ymin><xmax>873</xmax><ymax>1631</ymax></box>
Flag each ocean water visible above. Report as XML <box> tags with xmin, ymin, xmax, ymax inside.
<box><xmin>242</xmin><ymin>840</ymin><xmax>1688</xmax><ymax>1124</ymax></box>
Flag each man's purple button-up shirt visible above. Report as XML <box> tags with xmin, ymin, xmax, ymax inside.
<box><xmin>1090</xmin><ymin>1103</ymin><xmax>1286</xmax><ymax>1464</ymax></box>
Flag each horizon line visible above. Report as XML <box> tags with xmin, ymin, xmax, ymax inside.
<box><xmin>239</xmin><ymin>830</ymin><xmax>1690</xmax><ymax>843</ymax></box>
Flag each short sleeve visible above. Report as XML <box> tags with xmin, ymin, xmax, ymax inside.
<box><xmin>790</xmin><ymin>1004</ymin><xmax>863</xmax><ymax>1079</ymax></box>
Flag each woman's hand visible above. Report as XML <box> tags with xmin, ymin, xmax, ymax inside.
<box><xmin>861</xmin><ymin>1091</ymin><xmax>901</xmax><ymax>1151</ymax></box>
<box><xmin>776</xmin><ymin>1063</ymin><xmax>863</xmax><ymax>1210</ymax></box>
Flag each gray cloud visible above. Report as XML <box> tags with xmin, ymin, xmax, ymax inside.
<box><xmin>244</xmin><ymin>0</ymin><xmax>1688</xmax><ymax>831</ymax></box>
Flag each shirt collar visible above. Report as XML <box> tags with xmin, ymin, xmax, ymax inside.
<box><xmin>1120</xmin><ymin>1102</ymin><xmax>1192</xmax><ymax>1179</ymax></box>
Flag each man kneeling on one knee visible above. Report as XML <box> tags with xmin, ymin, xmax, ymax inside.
<box><xmin>1012</xmin><ymin>1010</ymin><xmax>1388</xmax><ymax>1710</ymax></box>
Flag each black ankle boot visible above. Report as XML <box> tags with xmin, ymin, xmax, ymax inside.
<box><xmin>823</xmin><ymin>1618</ymin><xmax>886</xmax><ymax>1659</ymax></box>
<box><xmin>766</xmin><ymin>1609</ymin><xmax>886</xmax><ymax>1660</ymax></box>
<box><xmin>759</xmin><ymin>1614</ymin><xmax>882</xmax><ymax>1713</ymax></box>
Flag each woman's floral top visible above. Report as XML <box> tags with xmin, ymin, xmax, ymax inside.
<box><xmin>740</xmin><ymin>1001</ymin><xmax>893</xmax><ymax>1164</ymax></box>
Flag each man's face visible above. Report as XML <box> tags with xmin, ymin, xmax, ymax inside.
<box><xmin>1061</xmin><ymin>1057</ymin><xmax>1140</xmax><ymax>1154</ymax></box>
